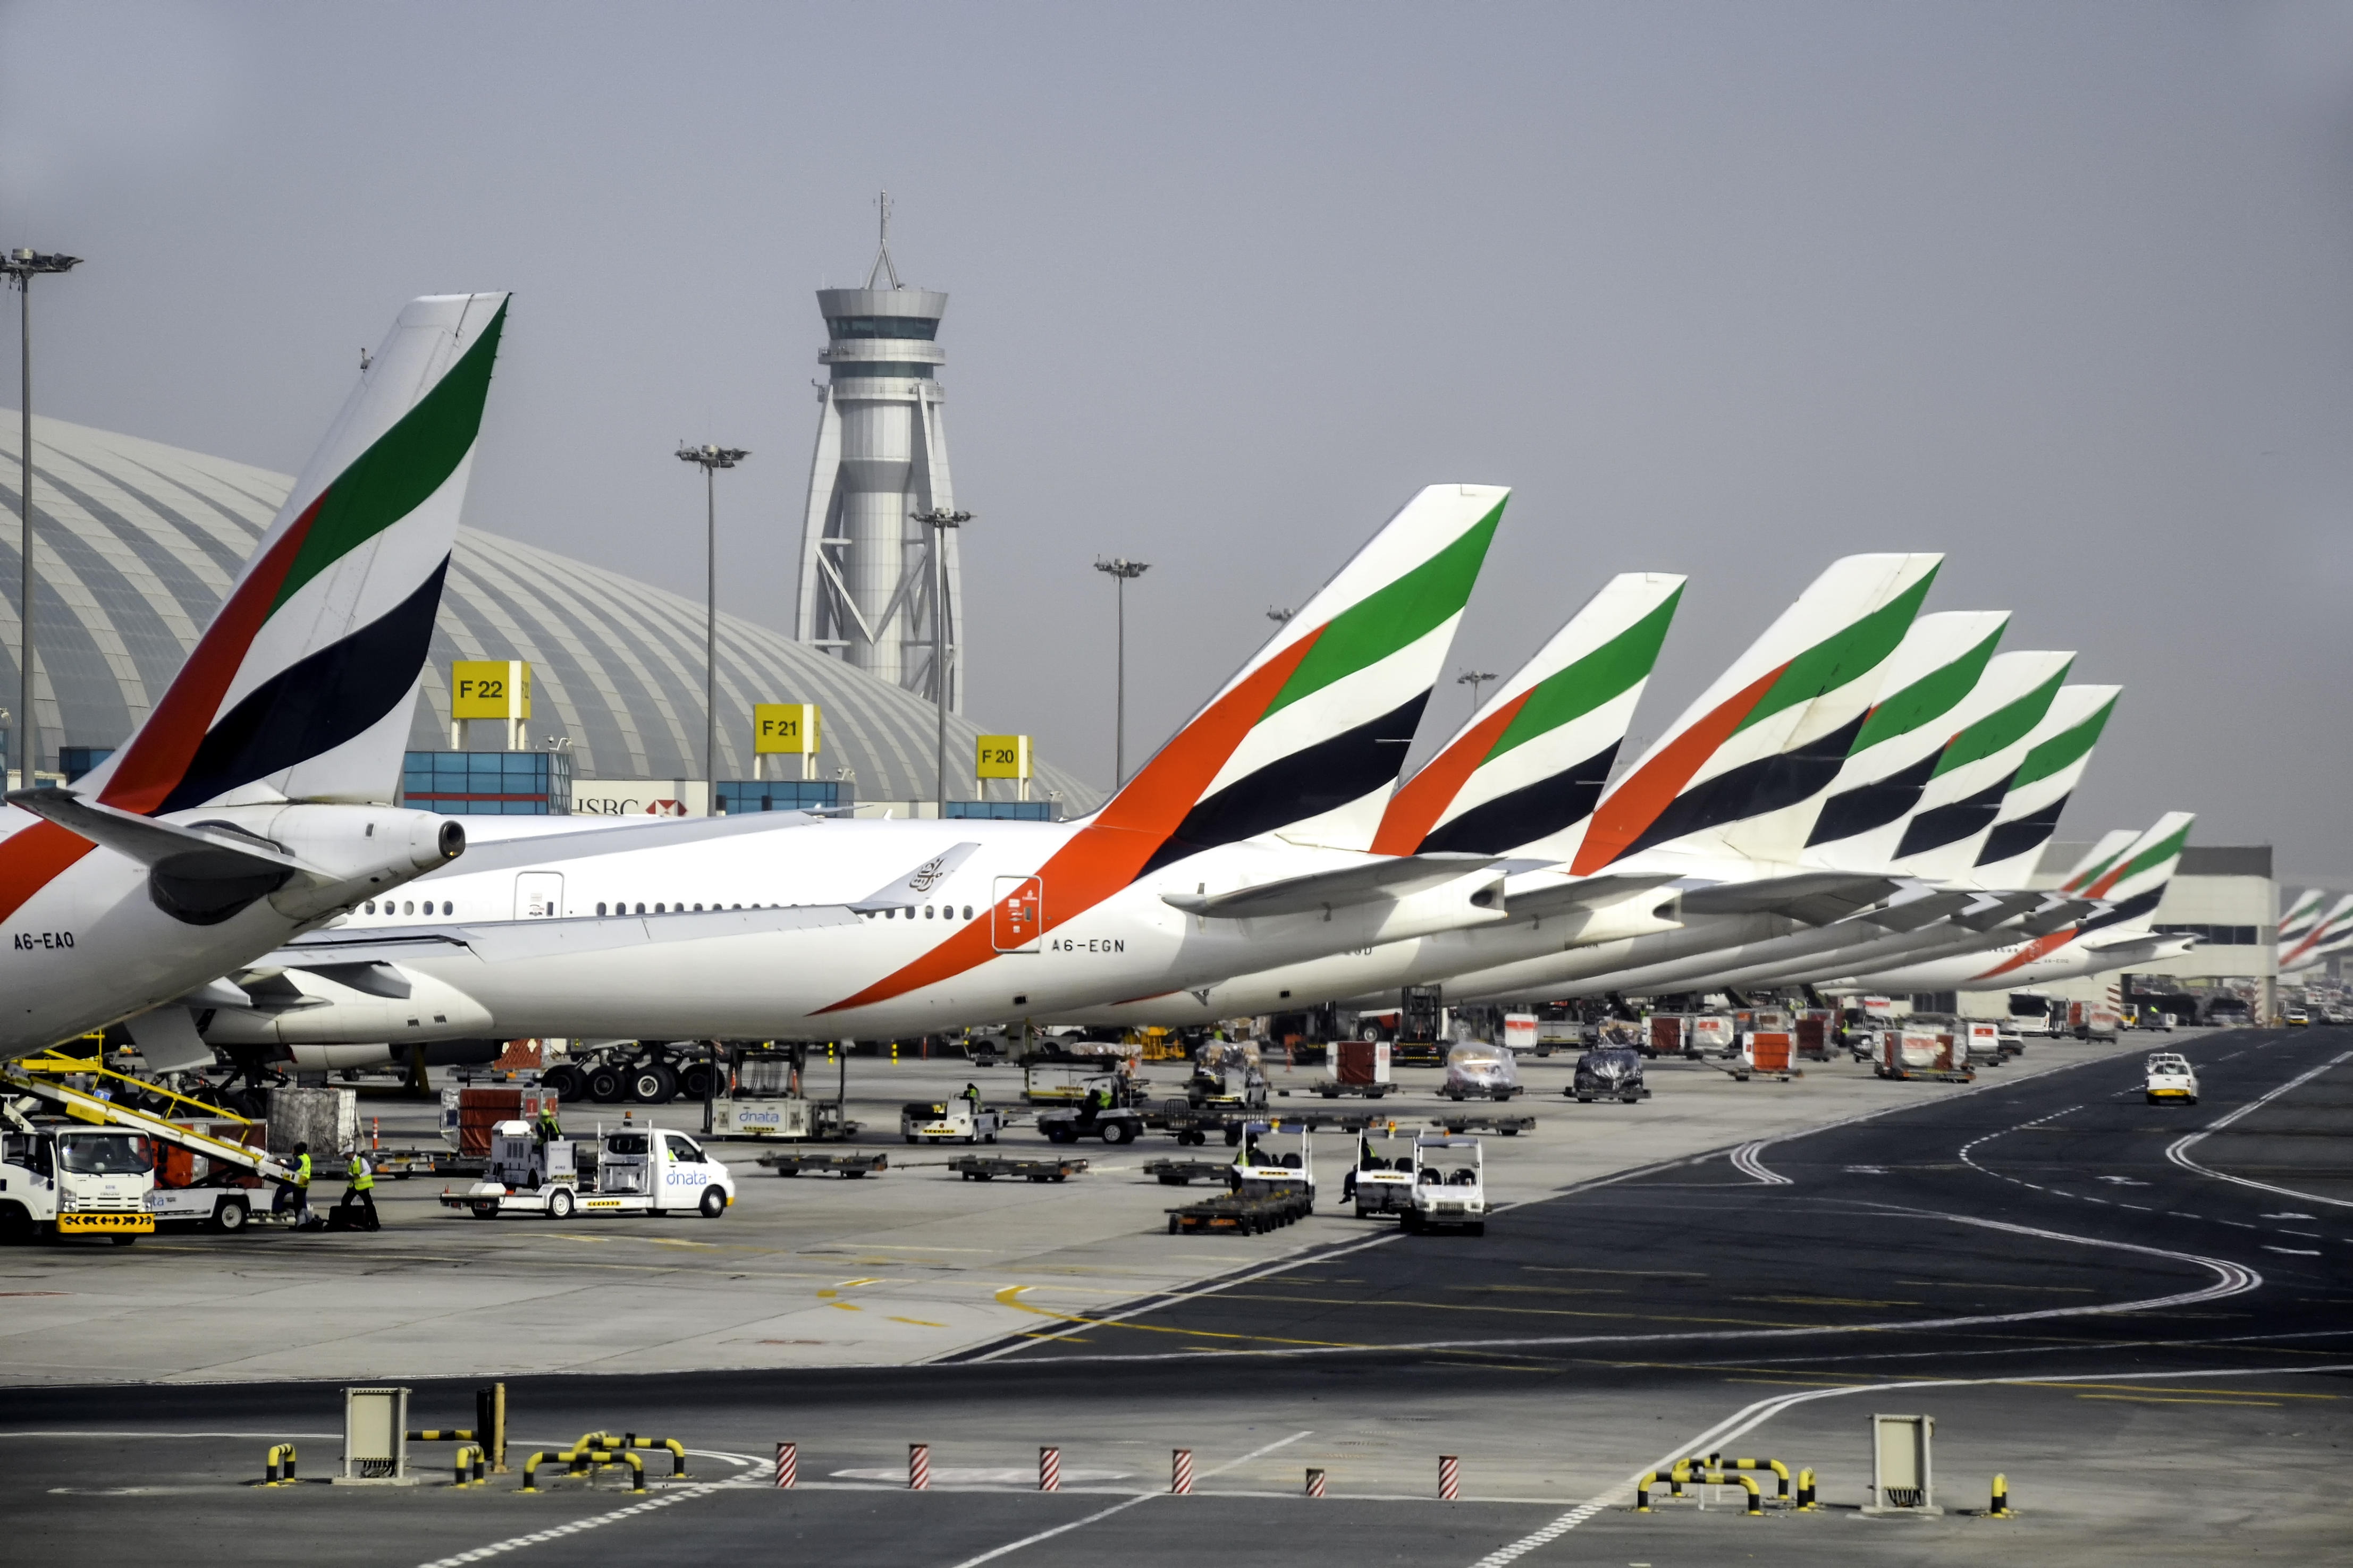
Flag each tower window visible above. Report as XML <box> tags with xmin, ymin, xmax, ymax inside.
<box><xmin>825</xmin><ymin>315</ymin><xmax>939</xmax><ymax>341</ymax></box>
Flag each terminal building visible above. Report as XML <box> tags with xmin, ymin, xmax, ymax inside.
<box><xmin>0</xmin><ymin>413</ymin><xmax>1099</xmax><ymax>814</ymax></box>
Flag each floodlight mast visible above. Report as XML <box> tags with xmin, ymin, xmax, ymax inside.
<box><xmin>5</xmin><ymin>248</ymin><xmax>82</xmax><ymax>786</ymax></box>
<box><xmin>1093</xmin><ymin>557</ymin><xmax>1150</xmax><ymax>786</ymax></box>
<box><xmin>912</xmin><ymin>506</ymin><xmax>971</xmax><ymax>816</ymax></box>
<box><xmin>677</xmin><ymin>443</ymin><xmax>749</xmax><ymax>815</ymax></box>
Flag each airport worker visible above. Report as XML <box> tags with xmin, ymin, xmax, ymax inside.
<box><xmin>961</xmin><ymin>1081</ymin><xmax>982</xmax><ymax>1114</ymax></box>
<box><xmin>534</xmin><ymin>1101</ymin><xmax>562</xmax><ymax>1146</ymax></box>
<box><xmin>288</xmin><ymin>1141</ymin><xmax>314</xmax><ymax>1226</ymax></box>
<box><xmin>343</xmin><ymin>1151</ymin><xmax>379</xmax><ymax>1230</ymax></box>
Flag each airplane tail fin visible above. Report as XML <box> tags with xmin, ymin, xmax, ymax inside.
<box><xmin>78</xmin><ymin>293</ymin><xmax>510</xmax><ymax>816</ymax></box>
<box><xmin>2287</xmin><ymin>894</ymin><xmax>2353</xmax><ymax>971</ymax></box>
<box><xmin>2279</xmin><ymin>887</ymin><xmax>2330</xmax><ymax>948</ymax></box>
<box><xmin>1370</xmin><ymin>572</ymin><xmax>1684</xmax><ymax>860</ymax></box>
<box><xmin>1968</xmin><ymin>684</ymin><xmax>2121</xmax><ymax>887</ymax></box>
<box><xmin>2056</xmin><ymin>829</ymin><xmax>2141</xmax><ymax>896</ymax></box>
<box><xmin>2077</xmin><ymin>811</ymin><xmax>2196</xmax><ymax>931</ymax></box>
<box><xmin>1570</xmin><ymin>552</ymin><xmax>1942</xmax><ymax>873</ymax></box>
<box><xmin>1883</xmin><ymin>649</ymin><xmax>2073</xmax><ymax>878</ymax></box>
<box><xmin>1099</xmin><ymin>484</ymin><xmax>1506</xmax><ymax>872</ymax></box>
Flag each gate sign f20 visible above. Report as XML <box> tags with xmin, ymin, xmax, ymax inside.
<box><xmin>453</xmin><ymin>659</ymin><xmax>531</xmax><ymax>720</ymax></box>
<box><xmin>975</xmin><ymin>734</ymin><xmax>1031</xmax><ymax>781</ymax></box>
<box><xmin>756</xmin><ymin>703</ymin><xmax>820</xmax><ymax>755</ymax></box>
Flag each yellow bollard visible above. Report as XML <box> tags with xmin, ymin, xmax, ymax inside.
<box><xmin>453</xmin><ymin>1444</ymin><xmax>484</xmax><ymax>1488</ymax></box>
<box><xmin>262</xmin><ymin>1442</ymin><xmax>297</xmax><ymax>1487</ymax></box>
<box><xmin>1797</xmin><ymin>1467</ymin><xmax>1817</xmax><ymax>1510</ymax></box>
<box><xmin>1991</xmin><ymin>1473</ymin><xmax>2012</xmax><ymax>1518</ymax></box>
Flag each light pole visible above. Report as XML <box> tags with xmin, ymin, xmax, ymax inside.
<box><xmin>5</xmin><ymin>248</ymin><xmax>81</xmax><ymax>786</ymax></box>
<box><xmin>912</xmin><ymin>506</ymin><xmax>971</xmax><ymax>816</ymax></box>
<box><xmin>677</xmin><ymin>443</ymin><xmax>749</xmax><ymax>815</ymax></box>
<box><xmin>1094</xmin><ymin>557</ymin><xmax>1151</xmax><ymax>786</ymax></box>
<box><xmin>1457</xmin><ymin>668</ymin><xmax>1498</xmax><ymax>713</ymax></box>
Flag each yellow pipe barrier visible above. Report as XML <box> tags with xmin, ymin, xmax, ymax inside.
<box><xmin>574</xmin><ymin>1431</ymin><xmax>689</xmax><ymax>1478</ymax></box>
<box><xmin>453</xmin><ymin>1445</ymin><xmax>486</xmax><ymax>1488</ymax></box>
<box><xmin>262</xmin><ymin>1443</ymin><xmax>297</xmax><ymax>1487</ymax></box>
<box><xmin>409</xmin><ymin>1429</ymin><xmax>477</xmax><ymax>1442</ymax></box>
<box><xmin>1686</xmin><ymin>1455</ymin><xmax>1792</xmax><ymax>1502</ymax></box>
<box><xmin>521</xmin><ymin>1447</ymin><xmax>645</xmax><ymax>1494</ymax></box>
<box><xmin>1641</xmin><ymin>1467</ymin><xmax>1761</xmax><ymax>1515</ymax></box>
<box><xmin>1797</xmin><ymin>1467</ymin><xmax>1817</xmax><ymax>1510</ymax></box>
<box><xmin>19</xmin><ymin>1053</ymin><xmax>254</xmax><ymax>1123</ymax></box>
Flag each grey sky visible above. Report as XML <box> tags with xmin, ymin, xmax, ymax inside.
<box><xmin>4</xmin><ymin>2</ymin><xmax>2349</xmax><ymax>871</ymax></box>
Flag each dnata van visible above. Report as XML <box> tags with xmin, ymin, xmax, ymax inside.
<box><xmin>0</xmin><ymin>1124</ymin><xmax>154</xmax><ymax>1241</ymax></box>
<box><xmin>444</xmin><ymin>1121</ymin><xmax>737</xmax><ymax>1219</ymax></box>
<box><xmin>1443</xmin><ymin>1041</ymin><xmax>1523</xmax><ymax>1101</ymax></box>
<box><xmin>2145</xmin><ymin>1053</ymin><xmax>2199</xmax><ymax>1106</ymax></box>
<box><xmin>1405</xmin><ymin>1134</ymin><xmax>1486</xmax><ymax>1235</ymax></box>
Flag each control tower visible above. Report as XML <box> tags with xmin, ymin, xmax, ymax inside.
<box><xmin>793</xmin><ymin>197</ymin><xmax>961</xmax><ymax>711</ymax></box>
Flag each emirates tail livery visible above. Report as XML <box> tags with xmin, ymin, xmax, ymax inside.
<box><xmin>206</xmin><ymin>485</ymin><xmax>1518</xmax><ymax>1045</ymax></box>
<box><xmin>1053</xmin><ymin>570</ymin><xmax>1688</xmax><ymax>1027</ymax></box>
<box><xmin>0</xmin><ymin>293</ymin><xmax>508</xmax><ymax>1062</ymax></box>
<box><xmin>2283</xmin><ymin>895</ymin><xmax>2353</xmax><ymax>975</ymax></box>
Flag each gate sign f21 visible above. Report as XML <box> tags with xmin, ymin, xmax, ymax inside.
<box><xmin>756</xmin><ymin>704</ymin><xmax>820</xmax><ymax>755</ymax></box>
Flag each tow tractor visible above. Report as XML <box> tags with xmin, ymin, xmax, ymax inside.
<box><xmin>1232</xmin><ymin>1119</ymin><xmax>1315</xmax><ymax>1210</ymax></box>
<box><xmin>1346</xmin><ymin>1124</ymin><xmax>1416</xmax><ymax>1219</ymax></box>
<box><xmin>900</xmin><ymin>1097</ymin><xmax>1005</xmax><ymax>1145</ymax></box>
<box><xmin>441</xmin><ymin>1120</ymin><xmax>737</xmax><ymax>1219</ymax></box>
<box><xmin>2145</xmin><ymin>1052</ymin><xmax>2200</xmax><ymax>1106</ymax></box>
<box><xmin>1403</xmin><ymin>1133</ymin><xmax>1486</xmax><ymax>1235</ymax></box>
<box><xmin>1187</xmin><ymin>1040</ymin><xmax>1270</xmax><ymax>1111</ymax></box>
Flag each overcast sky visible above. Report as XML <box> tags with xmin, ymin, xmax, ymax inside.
<box><xmin>4</xmin><ymin>2</ymin><xmax>2350</xmax><ymax>872</ymax></box>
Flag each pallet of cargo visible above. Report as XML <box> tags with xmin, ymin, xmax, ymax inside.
<box><xmin>1144</xmin><ymin>1104</ymin><xmax>1246</xmax><ymax>1147</ymax></box>
<box><xmin>1166</xmin><ymin>1190</ymin><xmax>1312</xmax><ymax>1234</ymax></box>
<box><xmin>1428</xmin><ymin>1112</ymin><xmax>1536</xmax><ymax>1137</ymax></box>
<box><xmin>758</xmin><ymin>1150</ymin><xmax>889</xmax><ymax>1179</ymax></box>
<box><xmin>1141</xmin><ymin>1157</ymin><xmax>1234</xmax><ymax>1187</ymax></box>
<box><xmin>947</xmin><ymin>1154</ymin><xmax>1089</xmax><ymax>1183</ymax></box>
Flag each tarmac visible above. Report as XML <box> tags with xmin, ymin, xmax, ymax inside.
<box><xmin>7</xmin><ymin>1028</ymin><xmax>2349</xmax><ymax>1566</ymax></box>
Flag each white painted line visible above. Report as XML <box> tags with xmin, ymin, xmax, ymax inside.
<box><xmin>937</xmin><ymin>1429</ymin><xmax>1310</xmax><ymax>1568</ymax></box>
<box><xmin>2166</xmin><ymin>1050</ymin><xmax>2353</xmax><ymax>1209</ymax></box>
<box><xmin>411</xmin><ymin>1452</ymin><xmax>761</xmax><ymax>1568</ymax></box>
<box><xmin>1730</xmin><ymin>1141</ymin><xmax>1791</xmax><ymax>1186</ymax></box>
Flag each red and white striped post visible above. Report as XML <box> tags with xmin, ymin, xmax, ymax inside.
<box><xmin>1039</xmin><ymin>1446</ymin><xmax>1061</xmax><ymax>1491</ymax></box>
<box><xmin>774</xmin><ymin>1442</ymin><xmax>797</xmax><ymax>1489</ymax></box>
<box><xmin>1304</xmin><ymin>1468</ymin><xmax>1327</xmax><ymax>1498</ymax></box>
<box><xmin>1438</xmin><ymin>1455</ymin><xmax>1460</xmax><ymax>1501</ymax></box>
<box><xmin>1170</xmin><ymin>1448</ymin><xmax>1193</xmax><ymax>1495</ymax></box>
<box><xmin>908</xmin><ymin>1443</ymin><xmax>931</xmax><ymax>1490</ymax></box>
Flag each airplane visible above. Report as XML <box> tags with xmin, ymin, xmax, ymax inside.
<box><xmin>196</xmin><ymin>483</ymin><xmax>1530</xmax><ymax>1046</ymax></box>
<box><xmin>2279</xmin><ymin>893</ymin><xmax>2353</xmax><ymax>976</ymax></box>
<box><xmin>0</xmin><ymin>293</ymin><xmax>509</xmax><ymax>1066</ymax></box>
<box><xmin>2278</xmin><ymin>887</ymin><xmax>2329</xmax><ymax>956</ymax></box>
<box><xmin>1840</xmin><ymin>812</ymin><xmax>2199</xmax><ymax>990</ymax></box>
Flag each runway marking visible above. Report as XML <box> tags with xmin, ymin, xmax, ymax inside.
<box><xmin>2076</xmin><ymin>1393</ymin><xmax>2279</xmax><ymax>1406</ymax></box>
<box><xmin>1457</xmin><ymin>1360</ymin><xmax>2353</xmax><ymax>1567</ymax></box>
<box><xmin>990</xmin><ymin>1282</ymin><xmax>1375</xmax><ymax>1350</ymax></box>
<box><xmin>2264</xmin><ymin>1247</ymin><xmax>2321</xmax><ymax>1256</ymax></box>
<box><xmin>889</xmin><ymin>1316</ymin><xmax>948</xmax><ymax>1327</ymax></box>
<box><xmin>411</xmin><ymin>1451</ymin><xmax>764</xmax><ymax>1568</ymax></box>
<box><xmin>2030</xmin><ymin>1379</ymin><xmax>2339</xmax><ymax>1399</ymax></box>
<box><xmin>938</xmin><ymin>1430</ymin><xmax>1310</xmax><ymax>1568</ymax></box>
<box><xmin>1730</xmin><ymin>1141</ymin><xmax>1791</xmax><ymax>1185</ymax></box>
<box><xmin>2166</xmin><ymin>1050</ymin><xmax>2353</xmax><ymax>1209</ymax></box>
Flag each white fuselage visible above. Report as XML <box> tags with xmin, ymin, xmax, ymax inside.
<box><xmin>258</xmin><ymin>814</ymin><xmax>1506</xmax><ymax>1042</ymax></box>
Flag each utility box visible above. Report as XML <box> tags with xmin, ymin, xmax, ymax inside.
<box><xmin>1863</xmin><ymin>1412</ymin><xmax>1938</xmax><ymax>1515</ymax></box>
<box><xmin>266</xmin><ymin>1087</ymin><xmax>358</xmax><ymax>1158</ymax></box>
<box><xmin>339</xmin><ymin>1386</ymin><xmax>412</xmax><ymax>1484</ymax></box>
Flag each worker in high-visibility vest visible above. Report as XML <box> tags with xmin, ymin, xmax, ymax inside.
<box><xmin>342</xmin><ymin>1151</ymin><xmax>379</xmax><ymax>1230</ymax></box>
<box><xmin>280</xmin><ymin>1141</ymin><xmax>314</xmax><ymax>1226</ymax></box>
<box><xmin>534</xmin><ymin>1103</ymin><xmax>562</xmax><ymax>1147</ymax></box>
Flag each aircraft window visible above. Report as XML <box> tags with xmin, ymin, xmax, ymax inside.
<box><xmin>655</xmin><ymin>903</ymin><xmax>664</xmax><ymax>913</ymax></box>
<box><xmin>403</xmin><ymin>901</ymin><xmax>415</xmax><ymax>915</ymax></box>
<box><xmin>963</xmin><ymin>905</ymin><xmax>973</xmax><ymax>920</ymax></box>
<box><xmin>694</xmin><ymin>903</ymin><xmax>704</xmax><ymax>912</ymax></box>
<box><xmin>365</xmin><ymin>901</ymin><xmax>376</xmax><ymax>915</ymax></box>
<box><xmin>596</xmin><ymin>902</ymin><xmax>607</xmax><ymax>916</ymax></box>
<box><xmin>925</xmin><ymin>906</ymin><xmax>935</xmax><ymax>919</ymax></box>
<box><xmin>442</xmin><ymin>901</ymin><xmax>454</xmax><ymax>916</ymax></box>
<box><xmin>635</xmin><ymin>903</ymin><xmax>645</xmax><ymax>914</ymax></box>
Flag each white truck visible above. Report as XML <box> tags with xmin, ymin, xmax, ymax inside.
<box><xmin>0</xmin><ymin>1121</ymin><xmax>156</xmax><ymax>1242</ymax></box>
<box><xmin>443</xmin><ymin>1121</ymin><xmax>738</xmax><ymax>1220</ymax></box>
<box><xmin>900</xmin><ymin>1097</ymin><xmax>1007</xmax><ymax>1145</ymax></box>
<box><xmin>1403</xmin><ymin>1133</ymin><xmax>1486</xmax><ymax>1235</ymax></box>
<box><xmin>2145</xmin><ymin>1053</ymin><xmax>2200</xmax><ymax>1106</ymax></box>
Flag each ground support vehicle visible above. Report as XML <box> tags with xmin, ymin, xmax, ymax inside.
<box><xmin>1167</xmin><ymin>1190</ymin><xmax>1312</xmax><ymax>1234</ymax></box>
<box><xmin>541</xmin><ymin>1041</ymin><xmax>716</xmax><ymax>1106</ymax></box>
<box><xmin>1875</xmin><ymin>1029</ymin><xmax>1974</xmax><ymax>1084</ymax></box>
<box><xmin>759</xmin><ymin>1151</ymin><xmax>888</xmax><ymax>1178</ymax></box>
<box><xmin>901</xmin><ymin>1099</ymin><xmax>1006</xmax><ymax>1145</ymax></box>
<box><xmin>441</xmin><ymin>1122</ymin><xmax>736</xmax><ymax>1219</ymax></box>
<box><xmin>5</xmin><ymin>1058</ymin><xmax>306</xmax><ymax>1238</ymax></box>
<box><xmin>1187</xmin><ymin>1041</ymin><xmax>1270</xmax><ymax>1110</ymax></box>
<box><xmin>1317</xmin><ymin>1039</ymin><xmax>1394</xmax><ymax>1098</ymax></box>
<box><xmin>1428</xmin><ymin>1111</ymin><xmax>1534</xmax><ymax>1137</ymax></box>
<box><xmin>1037</xmin><ymin>1101</ymin><xmax>1145</xmax><ymax>1145</ymax></box>
<box><xmin>2145</xmin><ymin>1053</ymin><xmax>2200</xmax><ymax>1105</ymax></box>
<box><xmin>1142</xmin><ymin>1157</ymin><xmax>1232</xmax><ymax>1186</ymax></box>
<box><xmin>1231</xmin><ymin>1120</ymin><xmax>1315</xmax><ymax>1209</ymax></box>
<box><xmin>1148</xmin><ymin>1103</ymin><xmax>1249</xmax><ymax>1146</ymax></box>
<box><xmin>1403</xmin><ymin>1134</ymin><xmax>1486</xmax><ymax>1235</ymax></box>
<box><xmin>1569</xmin><ymin>1048</ymin><xmax>1649</xmax><ymax>1104</ymax></box>
<box><xmin>948</xmin><ymin>1154</ymin><xmax>1088</xmax><ymax>1183</ymax></box>
<box><xmin>1346</xmin><ymin>1128</ymin><xmax>1418</xmax><ymax>1219</ymax></box>
<box><xmin>1443</xmin><ymin>1041</ymin><xmax>1524</xmax><ymax>1101</ymax></box>
<box><xmin>705</xmin><ymin>1043</ymin><xmax>858</xmax><ymax>1142</ymax></box>
<box><xmin>1023</xmin><ymin>1055</ymin><xmax>1138</xmax><ymax>1105</ymax></box>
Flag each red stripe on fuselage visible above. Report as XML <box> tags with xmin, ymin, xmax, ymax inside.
<box><xmin>99</xmin><ymin>495</ymin><xmax>324</xmax><ymax>815</ymax></box>
<box><xmin>1972</xmin><ymin>927</ymin><xmax>2079</xmax><ymax>980</ymax></box>
<box><xmin>817</xmin><ymin>631</ymin><xmax>1324</xmax><ymax>1015</ymax></box>
<box><xmin>1569</xmin><ymin>664</ymin><xmax>1785</xmax><ymax>875</ymax></box>
<box><xmin>0</xmin><ymin>819</ymin><xmax>99</xmax><ymax>925</ymax></box>
<box><xmin>1368</xmin><ymin>690</ymin><xmax>1532</xmax><ymax>857</ymax></box>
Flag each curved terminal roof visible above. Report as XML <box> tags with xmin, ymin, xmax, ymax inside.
<box><xmin>0</xmin><ymin>412</ymin><xmax>1101</xmax><ymax>808</ymax></box>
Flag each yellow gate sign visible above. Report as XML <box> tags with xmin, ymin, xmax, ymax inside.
<box><xmin>976</xmin><ymin>734</ymin><xmax>1031</xmax><ymax>781</ymax></box>
<box><xmin>452</xmin><ymin>660</ymin><xmax>531</xmax><ymax>720</ymax></box>
<box><xmin>756</xmin><ymin>704</ymin><xmax>820</xmax><ymax>755</ymax></box>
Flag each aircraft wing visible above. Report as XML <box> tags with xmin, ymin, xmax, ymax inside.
<box><xmin>9</xmin><ymin>787</ymin><xmax>315</xmax><ymax>879</ymax></box>
<box><xmin>1500</xmin><ymin>874</ymin><xmax>1683</xmax><ymax>921</ymax></box>
<box><xmin>850</xmin><ymin>842</ymin><xmax>984</xmax><ymax>912</ymax></box>
<box><xmin>254</xmin><ymin>901</ymin><xmax>862</xmax><ymax>970</ymax></box>
<box><xmin>1675</xmin><ymin>872</ymin><xmax>1906</xmax><ymax>922</ymax></box>
<box><xmin>1161</xmin><ymin>853</ymin><xmax>1496</xmax><ymax>919</ymax></box>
